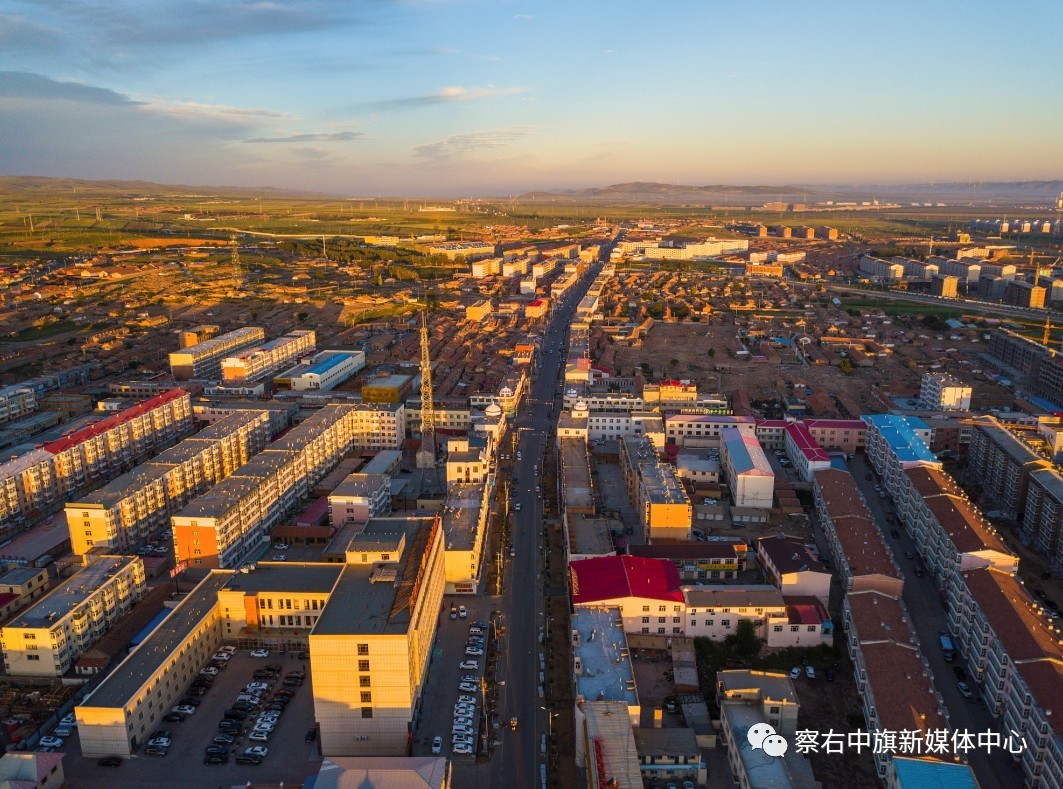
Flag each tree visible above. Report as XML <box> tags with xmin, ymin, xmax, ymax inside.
<box><xmin>707</xmin><ymin>347</ymin><xmax>716</xmax><ymax>358</ymax></box>
<box><xmin>726</xmin><ymin>619</ymin><xmax>763</xmax><ymax>663</ymax></box>
<box><xmin>839</xmin><ymin>357</ymin><xmax>855</xmax><ymax>375</ymax></box>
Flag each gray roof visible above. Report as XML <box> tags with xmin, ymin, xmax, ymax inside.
<box><xmin>441</xmin><ymin>483</ymin><xmax>485</xmax><ymax>552</ymax></box>
<box><xmin>223</xmin><ymin>562</ymin><xmax>343</xmax><ymax>595</ymax></box>
<box><xmin>683</xmin><ymin>585</ymin><xmax>784</xmax><ymax>609</ymax></box>
<box><xmin>6</xmin><ymin>556</ymin><xmax>138</xmax><ymax>629</ymax></box>
<box><xmin>82</xmin><ymin>572</ymin><xmax>232</xmax><ymax>709</ymax></box>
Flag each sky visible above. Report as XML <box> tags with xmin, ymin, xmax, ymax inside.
<box><xmin>1</xmin><ymin>0</ymin><xmax>1061</xmax><ymax>196</ymax></box>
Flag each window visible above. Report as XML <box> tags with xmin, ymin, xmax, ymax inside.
<box><xmin>773</xmin><ymin>625</ymin><xmax>783</xmax><ymax>633</ymax></box>
<box><xmin>672</xmin><ymin>627</ymin><xmax>681</xmax><ymax>634</ymax></box>
<box><xmin>657</xmin><ymin>628</ymin><xmax>665</xmax><ymax>634</ymax></box>
<box><xmin>770</xmin><ymin>706</ymin><xmax>780</xmax><ymax>714</ymax></box>
<box><xmin>360</xmin><ymin>676</ymin><xmax>370</xmax><ymax>687</ymax></box>
<box><xmin>361</xmin><ymin>707</ymin><xmax>373</xmax><ymax>719</ymax></box>
<box><xmin>27</xmin><ymin>655</ymin><xmax>40</xmax><ymax>661</ymax></box>
<box><xmin>658</xmin><ymin>605</ymin><xmax>666</xmax><ymax>612</ymax></box>
<box><xmin>791</xmin><ymin>626</ymin><xmax>799</xmax><ymax>632</ymax></box>
<box><xmin>672</xmin><ymin>617</ymin><xmax>681</xmax><ymax>624</ymax></box>
<box><xmin>658</xmin><ymin>617</ymin><xmax>666</xmax><ymax>624</ymax></box>
<box><xmin>807</xmin><ymin>625</ymin><xmax>816</xmax><ymax>632</ymax></box>
<box><xmin>358</xmin><ymin>660</ymin><xmax>370</xmax><ymax>671</ymax></box>
<box><xmin>642</xmin><ymin>617</ymin><xmax>649</xmax><ymax>624</ymax></box>
<box><xmin>721</xmin><ymin>620</ymin><xmax>730</xmax><ymax>627</ymax></box>
<box><xmin>360</xmin><ymin>692</ymin><xmax>372</xmax><ymax>703</ymax></box>
<box><xmin>357</xmin><ymin>644</ymin><xmax>369</xmax><ymax>656</ymax></box>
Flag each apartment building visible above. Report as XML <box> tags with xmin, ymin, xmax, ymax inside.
<box><xmin>173</xmin><ymin>405</ymin><xmax>370</xmax><ymax>569</ymax></box>
<box><xmin>444</xmin><ymin>437</ymin><xmax>490</xmax><ymax>485</ymax></box>
<box><xmin>67</xmin><ymin>410</ymin><xmax>271</xmax><ymax>557</ymax></box>
<box><xmin>938</xmin><ymin>257</ymin><xmax>981</xmax><ymax>283</ymax></box>
<box><xmin>1023</xmin><ymin>468</ymin><xmax>1063</xmax><ymax>570</ymax></box>
<box><xmin>783</xmin><ymin>422</ymin><xmax>831</xmax><ymax>481</ymax></box>
<box><xmin>0</xmin><ymin>556</ymin><xmax>145</xmax><ymax>677</ymax></box>
<box><xmin>859</xmin><ymin>255</ymin><xmax>904</xmax><ymax>280</ymax></box>
<box><xmin>987</xmin><ymin>329</ymin><xmax>1051</xmax><ymax>376</ymax></box>
<box><xmin>220</xmin><ymin>330</ymin><xmax>316</xmax><ymax>384</ymax></box>
<box><xmin>0</xmin><ymin>390</ymin><xmax>194</xmax><ymax>535</ymax></box>
<box><xmin>0</xmin><ymin>385</ymin><xmax>36</xmax><ymax>426</ymax></box>
<box><xmin>586</xmin><ymin>410</ymin><xmax>665</xmax><ymax>446</ymax></box>
<box><xmin>440</xmin><ymin>482</ymin><xmax>490</xmax><ymax>594</ymax></box>
<box><xmin>628</xmin><ymin>542</ymin><xmax>748</xmax><ymax>581</ymax></box>
<box><xmin>895</xmin><ymin>466</ymin><xmax>1017</xmax><ymax>590</ymax></box>
<box><xmin>920</xmin><ymin>372</ymin><xmax>972</xmax><ymax>411</ymax></box>
<box><xmin>620</xmin><ymin>436</ymin><xmax>692</xmax><ymax>541</ymax></box>
<box><xmin>862</xmin><ymin>414</ymin><xmax>938</xmax><ymax>497</ymax></box>
<box><xmin>329</xmin><ymin>473</ymin><xmax>391</xmax><ymax>528</ymax></box>
<box><xmin>169</xmin><ymin>326</ymin><xmax>265</xmax><ymax>380</ymax></box>
<box><xmin>812</xmin><ymin>469</ymin><xmax>903</xmax><ymax>596</ymax></box>
<box><xmin>720</xmin><ymin>427</ymin><xmax>774</xmax><ymax>509</ymax></box>
<box><xmin>312</xmin><ymin>517</ymin><xmax>445</xmax><ymax>755</ymax></box>
<box><xmin>1004</xmin><ymin>280</ymin><xmax>1047</xmax><ymax>309</ymax></box>
<box><xmin>931</xmin><ymin>274</ymin><xmax>959</xmax><ymax>297</ymax></box>
<box><xmin>843</xmin><ymin>589</ymin><xmax>957</xmax><ymax>786</ymax></box>
<box><xmin>0</xmin><ymin>566</ymin><xmax>50</xmax><ymax>610</ymax></box>
<box><xmin>405</xmin><ymin>400</ymin><xmax>472</xmax><ymax>437</ymax></box>
<box><xmin>274</xmin><ymin>350</ymin><xmax>365</xmax><ymax>392</ymax></box>
<box><xmin>560</xmin><ymin>437</ymin><xmax>595</xmax><ymax>516</ymax></box>
<box><xmin>967</xmin><ymin>415</ymin><xmax>1050</xmax><ymax>520</ymax></box>
<box><xmin>946</xmin><ymin>566</ymin><xmax>1063</xmax><ymax>787</ymax></box>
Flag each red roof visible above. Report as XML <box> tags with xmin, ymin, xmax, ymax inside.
<box><xmin>0</xmin><ymin>592</ymin><xmax>18</xmax><ymax>608</ymax></box>
<box><xmin>569</xmin><ymin>555</ymin><xmax>683</xmax><ymax>605</ymax></box>
<box><xmin>43</xmin><ymin>389</ymin><xmax>187</xmax><ymax>454</ymax></box>
<box><xmin>784</xmin><ymin>422</ymin><xmax>831</xmax><ymax>462</ymax></box>
<box><xmin>784</xmin><ymin>595</ymin><xmax>829</xmax><ymax>624</ymax></box>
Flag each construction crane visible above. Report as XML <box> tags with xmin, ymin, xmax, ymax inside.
<box><xmin>416</xmin><ymin>312</ymin><xmax>436</xmax><ymax>469</ymax></box>
<box><xmin>1044</xmin><ymin>315</ymin><xmax>1052</xmax><ymax>347</ymax></box>
<box><xmin>230</xmin><ymin>235</ymin><xmax>242</xmax><ymax>289</ymax></box>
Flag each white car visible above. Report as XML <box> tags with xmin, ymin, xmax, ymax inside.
<box><xmin>200</xmin><ymin>666</ymin><xmax>219</xmax><ymax>676</ymax></box>
<box><xmin>513</xmin><ymin>502</ymin><xmax>522</xmax><ymax>511</ymax></box>
<box><xmin>461</xmin><ymin>674</ymin><xmax>478</xmax><ymax>684</ymax></box>
<box><xmin>454</xmin><ymin>705</ymin><xmax>476</xmax><ymax>716</ymax></box>
<box><xmin>211</xmin><ymin>652</ymin><xmax>231</xmax><ymax>662</ymax></box>
<box><xmin>452</xmin><ymin>734</ymin><xmax>474</xmax><ymax>745</ymax></box>
<box><xmin>148</xmin><ymin>737</ymin><xmax>171</xmax><ymax>748</ymax></box>
<box><xmin>273</xmin><ymin>554</ymin><xmax>288</xmax><ymax>561</ymax></box>
<box><xmin>245</xmin><ymin>746</ymin><xmax>269</xmax><ymax>757</ymax></box>
<box><xmin>460</xmin><ymin>660</ymin><xmax>479</xmax><ymax>670</ymax></box>
<box><xmin>274</xmin><ymin>544</ymin><xmax>289</xmax><ymax>551</ymax></box>
<box><xmin>247</xmin><ymin>682</ymin><xmax>271</xmax><ymax>691</ymax></box>
<box><xmin>458</xmin><ymin>606</ymin><xmax>467</xmax><ymax>619</ymax></box>
<box><xmin>431</xmin><ymin>736</ymin><xmax>442</xmax><ymax>755</ymax></box>
<box><xmin>459</xmin><ymin>682</ymin><xmax>477</xmax><ymax>693</ymax></box>
<box><xmin>251</xmin><ymin>649</ymin><xmax>270</xmax><ymax>658</ymax></box>
<box><xmin>453</xmin><ymin>716</ymin><xmax>474</xmax><ymax>727</ymax></box>
<box><xmin>453</xmin><ymin>743</ymin><xmax>474</xmax><ymax>755</ymax></box>
<box><xmin>172</xmin><ymin>705</ymin><xmax>196</xmax><ymax>715</ymax></box>
<box><xmin>39</xmin><ymin>736</ymin><xmax>63</xmax><ymax>748</ymax></box>
<box><xmin>465</xmin><ymin>648</ymin><xmax>484</xmax><ymax>657</ymax></box>
<box><xmin>60</xmin><ymin>714</ymin><xmax>77</xmax><ymax>728</ymax></box>
<box><xmin>253</xmin><ymin>722</ymin><xmax>276</xmax><ymax>732</ymax></box>
<box><xmin>248</xmin><ymin>731</ymin><xmax>272</xmax><ymax>743</ymax></box>
<box><xmin>452</xmin><ymin>725</ymin><xmax>474</xmax><ymax>736</ymax></box>
<box><xmin>219</xmin><ymin>646</ymin><xmax>237</xmax><ymax>655</ymax></box>
<box><xmin>457</xmin><ymin>695</ymin><xmax>476</xmax><ymax>705</ymax></box>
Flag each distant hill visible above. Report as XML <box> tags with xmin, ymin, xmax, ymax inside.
<box><xmin>0</xmin><ymin>175</ymin><xmax>320</xmax><ymax>199</ymax></box>
<box><xmin>520</xmin><ymin>180</ymin><xmax>1063</xmax><ymax>206</ymax></box>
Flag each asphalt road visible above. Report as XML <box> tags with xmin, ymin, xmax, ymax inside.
<box><xmin>444</xmin><ymin>264</ymin><xmax>599</xmax><ymax>789</ymax></box>
<box><xmin>847</xmin><ymin>454</ymin><xmax>1023</xmax><ymax>788</ymax></box>
<box><xmin>826</xmin><ymin>284</ymin><xmax>1050</xmax><ymax>320</ymax></box>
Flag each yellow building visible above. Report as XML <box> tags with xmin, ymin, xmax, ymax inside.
<box><xmin>1</xmin><ymin>556</ymin><xmax>145</xmax><ymax>677</ymax></box>
<box><xmin>620</xmin><ymin>436</ymin><xmax>692</xmax><ymax>542</ymax></box>
<box><xmin>440</xmin><ymin>482</ymin><xmax>489</xmax><ymax>594</ymax></box>
<box><xmin>465</xmin><ymin>300</ymin><xmax>493</xmax><ymax>323</ymax></box>
<box><xmin>361</xmin><ymin>375</ymin><xmax>413</xmax><ymax>405</ymax></box>
<box><xmin>311</xmin><ymin>517</ymin><xmax>445</xmax><ymax>756</ymax></box>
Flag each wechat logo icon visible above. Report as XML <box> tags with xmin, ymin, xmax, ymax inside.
<box><xmin>747</xmin><ymin>722</ymin><xmax>789</xmax><ymax>758</ymax></box>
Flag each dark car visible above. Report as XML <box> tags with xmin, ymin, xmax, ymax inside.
<box><xmin>213</xmin><ymin>733</ymin><xmax>236</xmax><ymax>745</ymax></box>
<box><xmin>204</xmin><ymin>754</ymin><xmax>228</xmax><ymax>766</ymax></box>
<box><xmin>97</xmin><ymin>756</ymin><xmax>122</xmax><ymax>767</ymax></box>
<box><xmin>275</xmin><ymin>690</ymin><xmax>295</xmax><ymax>698</ymax></box>
<box><xmin>235</xmin><ymin>754</ymin><xmax>263</xmax><ymax>765</ymax></box>
<box><xmin>297</xmin><ymin>651</ymin><xmax>310</xmax><ymax>660</ymax></box>
<box><xmin>204</xmin><ymin>745</ymin><xmax>228</xmax><ymax>756</ymax></box>
<box><xmin>218</xmin><ymin>721</ymin><xmax>241</xmax><ymax>733</ymax></box>
<box><xmin>232</xmin><ymin>701</ymin><xmax>256</xmax><ymax>712</ymax></box>
<box><xmin>305</xmin><ymin>726</ymin><xmax>318</xmax><ymax>743</ymax></box>
<box><xmin>286</xmin><ymin>671</ymin><xmax>306</xmax><ymax>679</ymax></box>
<box><xmin>890</xmin><ymin>529</ymin><xmax>900</xmax><ymax>539</ymax></box>
<box><xmin>283</xmin><ymin>678</ymin><xmax>303</xmax><ymax>687</ymax></box>
<box><xmin>224</xmin><ymin>709</ymin><xmax>248</xmax><ymax>720</ymax></box>
<box><xmin>150</xmin><ymin>730</ymin><xmax>171</xmax><ymax>741</ymax></box>
<box><xmin>954</xmin><ymin>665</ymin><xmax>967</xmax><ymax>681</ymax></box>
<box><xmin>144</xmin><ymin>747</ymin><xmax>168</xmax><ymax>758</ymax></box>
<box><xmin>266</xmin><ymin>703</ymin><xmax>287</xmax><ymax>712</ymax></box>
<box><xmin>163</xmin><ymin>712</ymin><xmax>186</xmax><ymax>723</ymax></box>
<box><xmin>252</xmin><ymin>670</ymin><xmax>274</xmax><ymax>680</ymax></box>
<box><xmin>265</xmin><ymin>663</ymin><xmax>283</xmax><ymax>672</ymax></box>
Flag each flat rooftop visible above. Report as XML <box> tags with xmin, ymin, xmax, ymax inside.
<box><xmin>569</xmin><ymin>516</ymin><xmax>614</xmax><ymax>557</ymax></box>
<box><xmin>82</xmin><ymin>572</ymin><xmax>232</xmax><ymax>709</ymax></box>
<box><xmin>717</xmin><ymin>670</ymin><xmax>799</xmax><ymax>706</ymax></box>
<box><xmin>8</xmin><ymin>555</ymin><xmax>137</xmax><ymax>629</ymax></box>
<box><xmin>222</xmin><ymin>562</ymin><xmax>343</xmax><ymax>595</ymax></box>
<box><xmin>572</xmin><ymin>606</ymin><xmax>637</xmax><ymax>707</ymax></box>
<box><xmin>441</xmin><ymin>483</ymin><xmax>485</xmax><ymax>553</ymax></box>
<box><xmin>361</xmin><ymin>450</ymin><xmax>402</xmax><ymax>477</ymax></box>
<box><xmin>722</xmin><ymin>703</ymin><xmax>820</xmax><ymax>789</ymax></box>
<box><xmin>0</xmin><ymin>513</ymin><xmax>70</xmax><ymax>563</ymax></box>
<box><xmin>362</xmin><ymin>374</ymin><xmax>411</xmax><ymax>389</ymax></box>
<box><xmin>330</xmin><ymin>473</ymin><xmax>389</xmax><ymax>500</ymax></box>
<box><xmin>863</xmin><ymin>414</ymin><xmax>938</xmax><ymax>465</ymax></box>
<box><xmin>561</xmin><ymin>438</ymin><xmax>594</xmax><ymax>511</ymax></box>
<box><xmin>312</xmin><ymin>517</ymin><xmax>435</xmax><ymax>636</ymax></box>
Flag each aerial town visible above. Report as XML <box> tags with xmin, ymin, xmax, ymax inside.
<box><xmin>0</xmin><ymin>179</ymin><xmax>1060</xmax><ymax>789</ymax></box>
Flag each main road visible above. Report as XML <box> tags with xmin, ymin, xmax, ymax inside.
<box><xmin>826</xmin><ymin>284</ymin><xmax>1051</xmax><ymax>320</ymax></box>
<box><xmin>480</xmin><ymin>262</ymin><xmax>601</xmax><ymax>789</ymax></box>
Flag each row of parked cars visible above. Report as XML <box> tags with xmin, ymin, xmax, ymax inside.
<box><xmin>440</xmin><ymin>620</ymin><xmax>490</xmax><ymax>757</ymax></box>
<box><xmin>205</xmin><ymin>659</ymin><xmax>306</xmax><ymax>766</ymax></box>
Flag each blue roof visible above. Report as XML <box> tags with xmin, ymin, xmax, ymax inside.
<box><xmin>892</xmin><ymin>756</ymin><xmax>979</xmax><ymax>788</ymax></box>
<box><xmin>129</xmin><ymin>608</ymin><xmax>171</xmax><ymax>647</ymax></box>
<box><xmin>862</xmin><ymin>414</ymin><xmax>937</xmax><ymax>464</ymax></box>
<box><xmin>304</xmin><ymin>352</ymin><xmax>352</xmax><ymax>377</ymax></box>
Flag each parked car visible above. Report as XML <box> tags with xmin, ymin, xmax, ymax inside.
<box><xmin>453</xmin><ymin>743</ymin><xmax>474</xmax><ymax>755</ymax></box>
<box><xmin>235</xmin><ymin>754</ymin><xmax>262</xmax><ymax>765</ymax></box>
<box><xmin>60</xmin><ymin>714</ymin><xmax>77</xmax><ymax>728</ymax></box>
<box><xmin>213</xmin><ymin>733</ymin><xmax>236</xmax><ymax>745</ymax></box>
<box><xmin>431</xmin><ymin>736</ymin><xmax>442</xmax><ymax>754</ymax></box>
<box><xmin>458</xmin><ymin>606</ymin><xmax>468</xmax><ymax>619</ymax></box>
<box><xmin>54</xmin><ymin>725</ymin><xmax>73</xmax><ymax>738</ymax></box>
<box><xmin>172</xmin><ymin>705</ymin><xmax>196</xmax><ymax>715</ymax></box>
<box><xmin>249</xmin><ymin>731</ymin><xmax>272</xmax><ymax>743</ymax></box>
<box><xmin>805</xmin><ymin>666</ymin><xmax>816</xmax><ymax>680</ymax></box>
<box><xmin>459</xmin><ymin>682</ymin><xmax>477</xmax><ymax>693</ymax></box>
<box><xmin>454</xmin><ymin>716</ymin><xmax>474</xmax><ymax>727</ymax></box>
<box><xmin>203</xmin><ymin>754</ymin><xmax>228</xmax><ymax>766</ymax></box>
<box><xmin>460</xmin><ymin>660</ymin><xmax>479</xmax><ymax>670</ymax></box>
<box><xmin>97</xmin><ymin>756</ymin><xmax>122</xmax><ymax>767</ymax></box>
<box><xmin>204</xmin><ymin>745</ymin><xmax>228</xmax><ymax>756</ymax></box>
<box><xmin>144</xmin><ymin>746</ymin><xmax>168</xmax><ymax>758</ymax></box>
<box><xmin>954</xmin><ymin>666</ymin><xmax>967</xmax><ymax>681</ymax></box>
<box><xmin>304</xmin><ymin>726</ymin><xmax>318</xmax><ymax>743</ymax></box>
<box><xmin>452</xmin><ymin>725</ymin><xmax>474</xmax><ymax>736</ymax></box>
<box><xmin>465</xmin><ymin>648</ymin><xmax>484</xmax><ymax>657</ymax></box>
<box><xmin>957</xmin><ymin>681</ymin><xmax>974</xmax><ymax>699</ymax></box>
<box><xmin>789</xmin><ymin>667</ymin><xmax>801</xmax><ymax>679</ymax></box>
<box><xmin>245</xmin><ymin>745</ymin><xmax>269</xmax><ymax>758</ymax></box>
<box><xmin>250</xmin><ymin>649</ymin><xmax>270</xmax><ymax>658</ymax></box>
<box><xmin>163</xmin><ymin>712</ymin><xmax>186</xmax><ymax>723</ymax></box>
<box><xmin>39</xmin><ymin>737</ymin><xmax>63</xmax><ymax>749</ymax></box>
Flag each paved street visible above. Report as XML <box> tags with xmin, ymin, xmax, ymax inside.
<box><xmin>847</xmin><ymin>454</ymin><xmax>1023</xmax><ymax>789</ymax></box>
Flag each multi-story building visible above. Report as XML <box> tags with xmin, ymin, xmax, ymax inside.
<box><xmin>0</xmin><ymin>390</ymin><xmax>194</xmax><ymax>536</ymax></box>
<box><xmin>274</xmin><ymin>350</ymin><xmax>365</xmax><ymax>392</ymax></box>
<box><xmin>920</xmin><ymin>372</ymin><xmax>972</xmax><ymax>411</ymax></box>
<box><xmin>843</xmin><ymin>589</ymin><xmax>957</xmax><ymax>786</ymax></box>
<box><xmin>938</xmin><ymin>257</ymin><xmax>981</xmax><ymax>283</ymax></box>
<box><xmin>862</xmin><ymin>414</ymin><xmax>938</xmax><ymax>497</ymax></box>
<box><xmin>311</xmin><ymin>516</ymin><xmax>445</xmax><ymax>755</ymax></box>
<box><xmin>439</xmin><ymin>482</ymin><xmax>489</xmax><ymax>594</ymax></box>
<box><xmin>858</xmin><ymin>255</ymin><xmax>904</xmax><ymax>280</ymax></box>
<box><xmin>895</xmin><ymin>466</ymin><xmax>1017</xmax><ymax>590</ymax></box>
<box><xmin>720</xmin><ymin>427</ymin><xmax>774</xmax><ymax>509</ymax></box>
<box><xmin>1004</xmin><ymin>280</ymin><xmax>1047</xmax><ymax>309</ymax></box>
<box><xmin>586</xmin><ymin>410</ymin><xmax>665</xmax><ymax>446</ymax></box>
<box><xmin>405</xmin><ymin>399</ymin><xmax>472</xmax><ymax>437</ymax></box>
<box><xmin>173</xmin><ymin>405</ymin><xmax>374</xmax><ymax>569</ymax></box>
<box><xmin>620</xmin><ymin>436</ymin><xmax>691</xmax><ymax>541</ymax></box>
<box><xmin>0</xmin><ymin>556</ymin><xmax>145</xmax><ymax>677</ymax></box>
<box><xmin>169</xmin><ymin>326</ymin><xmax>265</xmax><ymax>380</ymax></box>
<box><xmin>0</xmin><ymin>385</ymin><xmax>37</xmax><ymax>426</ymax></box>
<box><xmin>812</xmin><ymin>469</ymin><xmax>903</xmax><ymax>596</ymax></box>
<box><xmin>783</xmin><ymin>422</ymin><xmax>831</xmax><ymax>481</ymax></box>
<box><xmin>1023</xmin><ymin>468</ymin><xmax>1063</xmax><ymax>570</ymax></box>
<box><xmin>329</xmin><ymin>473</ymin><xmax>391</xmax><ymax>528</ymax></box>
<box><xmin>444</xmin><ymin>437</ymin><xmax>491</xmax><ymax>485</ymax></box>
<box><xmin>987</xmin><ymin>329</ymin><xmax>1052</xmax><ymax>376</ymax></box>
<box><xmin>67</xmin><ymin>410</ymin><xmax>271</xmax><ymax>557</ymax></box>
<box><xmin>220</xmin><ymin>330</ymin><xmax>316</xmax><ymax>385</ymax></box>
<box><xmin>946</xmin><ymin>566</ymin><xmax>1063</xmax><ymax>787</ymax></box>
<box><xmin>756</xmin><ymin>536</ymin><xmax>831</xmax><ymax>606</ymax></box>
<box><xmin>931</xmin><ymin>273</ymin><xmax>959</xmax><ymax>297</ymax></box>
<box><xmin>628</xmin><ymin>542</ymin><xmax>748</xmax><ymax>581</ymax></box>
<box><xmin>967</xmin><ymin>415</ymin><xmax>1050</xmax><ymax>520</ymax></box>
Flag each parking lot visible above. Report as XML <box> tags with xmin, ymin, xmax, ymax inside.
<box><xmin>62</xmin><ymin>649</ymin><xmax>322</xmax><ymax>788</ymax></box>
<box><xmin>412</xmin><ymin>595</ymin><xmax>496</xmax><ymax>764</ymax></box>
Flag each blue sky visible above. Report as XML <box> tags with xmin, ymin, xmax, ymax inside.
<box><xmin>1</xmin><ymin>0</ymin><xmax>1061</xmax><ymax>195</ymax></box>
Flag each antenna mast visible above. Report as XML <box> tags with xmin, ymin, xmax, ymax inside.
<box><xmin>416</xmin><ymin>312</ymin><xmax>436</xmax><ymax>469</ymax></box>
